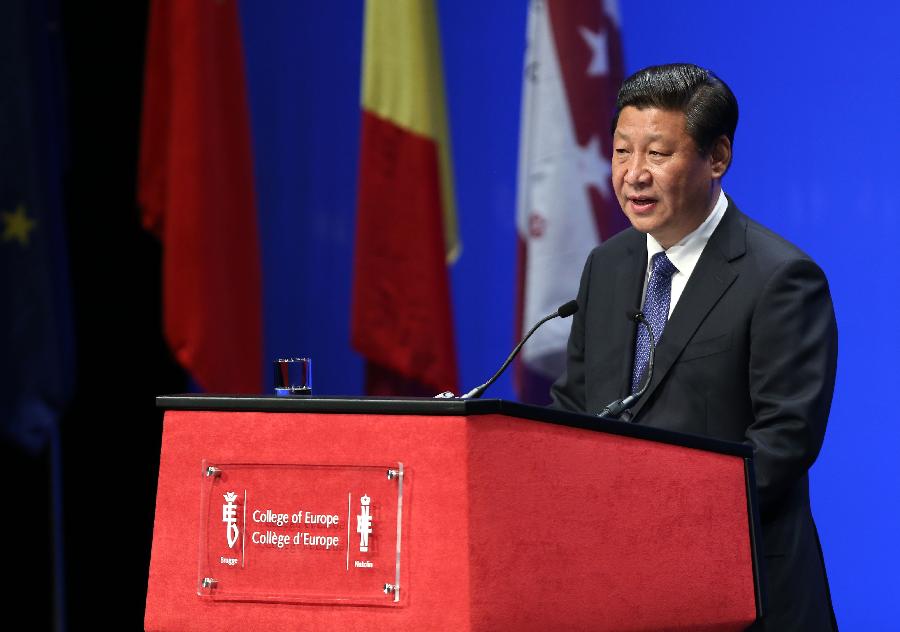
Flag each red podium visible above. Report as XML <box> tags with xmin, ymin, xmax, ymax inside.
<box><xmin>145</xmin><ymin>396</ymin><xmax>763</xmax><ymax>631</ymax></box>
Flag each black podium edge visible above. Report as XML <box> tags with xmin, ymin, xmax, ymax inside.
<box><xmin>155</xmin><ymin>394</ymin><xmax>752</xmax><ymax>459</ymax></box>
<box><xmin>745</xmin><ymin>457</ymin><xmax>766</xmax><ymax>623</ymax></box>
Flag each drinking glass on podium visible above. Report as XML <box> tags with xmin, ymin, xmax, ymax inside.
<box><xmin>274</xmin><ymin>357</ymin><xmax>312</xmax><ymax>396</ymax></box>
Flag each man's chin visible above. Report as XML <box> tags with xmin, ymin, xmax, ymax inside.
<box><xmin>624</xmin><ymin>214</ymin><xmax>657</xmax><ymax>235</ymax></box>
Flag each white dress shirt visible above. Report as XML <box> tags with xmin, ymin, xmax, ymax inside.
<box><xmin>642</xmin><ymin>188</ymin><xmax>728</xmax><ymax>317</ymax></box>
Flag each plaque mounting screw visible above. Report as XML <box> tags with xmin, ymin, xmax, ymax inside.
<box><xmin>386</xmin><ymin>469</ymin><xmax>401</xmax><ymax>480</ymax></box>
<box><xmin>383</xmin><ymin>583</ymin><xmax>396</xmax><ymax>594</ymax></box>
<box><xmin>205</xmin><ymin>466</ymin><xmax>221</xmax><ymax>478</ymax></box>
<box><xmin>201</xmin><ymin>577</ymin><xmax>217</xmax><ymax>589</ymax></box>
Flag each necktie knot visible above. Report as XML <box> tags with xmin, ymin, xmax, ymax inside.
<box><xmin>651</xmin><ymin>252</ymin><xmax>677</xmax><ymax>278</ymax></box>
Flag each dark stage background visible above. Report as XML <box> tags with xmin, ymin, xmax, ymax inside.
<box><xmin>2</xmin><ymin>1</ymin><xmax>897</xmax><ymax>629</ymax></box>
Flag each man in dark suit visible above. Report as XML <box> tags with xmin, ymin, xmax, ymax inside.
<box><xmin>551</xmin><ymin>64</ymin><xmax>838</xmax><ymax>630</ymax></box>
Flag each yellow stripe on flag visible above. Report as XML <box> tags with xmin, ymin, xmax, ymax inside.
<box><xmin>362</xmin><ymin>0</ymin><xmax>460</xmax><ymax>262</ymax></box>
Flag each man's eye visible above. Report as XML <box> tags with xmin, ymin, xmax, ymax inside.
<box><xmin>614</xmin><ymin>148</ymin><xmax>629</xmax><ymax>155</ymax></box>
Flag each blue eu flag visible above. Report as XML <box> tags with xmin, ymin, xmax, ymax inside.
<box><xmin>0</xmin><ymin>0</ymin><xmax>74</xmax><ymax>453</ymax></box>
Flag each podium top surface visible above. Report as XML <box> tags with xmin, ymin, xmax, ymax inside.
<box><xmin>156</xmin><ymin>394</ymin><xmax>752</xmax><ymax>459</ymax></box>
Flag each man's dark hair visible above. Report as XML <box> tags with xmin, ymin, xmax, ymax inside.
<box><xmin>611</xmin><ymin>63</ymin><xmax>738</xmax><ymax>155</ymax></box>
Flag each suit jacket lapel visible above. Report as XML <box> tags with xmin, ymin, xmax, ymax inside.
<box><xmin>630</xmin><ymin>202</ymin><xmax>747</xmax><ymax>420</ymax></box>
<box><xmin>609</xmin><ymin>232</ymin><xmax>647</xmax><ymax>401</ymax></box>
<box><xmin>589</xmin><ymin>230</ymin><xmax>646</xmax><ymax>411</ymax></box>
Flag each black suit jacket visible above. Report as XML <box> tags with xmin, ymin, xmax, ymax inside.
<box><xmin>552</xmin><ymin>200</ymin><xmax>838</xmax><ymax>630</ymax></box>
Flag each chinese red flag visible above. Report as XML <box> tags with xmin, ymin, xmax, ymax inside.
<box><xmin>138</xmin><ymin>0</ymin><xmax>263</xmax><ymax>393</ymax></box>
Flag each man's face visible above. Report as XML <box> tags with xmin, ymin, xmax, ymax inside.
<box><xmin>612</xmin><ymin>106</ymin><xmax>726</xmax><ymax>248</ymax></box>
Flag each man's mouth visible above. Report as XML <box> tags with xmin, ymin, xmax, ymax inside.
<box><xmin>628</xmin><ymin>196</ymin><xmax>657</xmax><ymax>212</ymax></box>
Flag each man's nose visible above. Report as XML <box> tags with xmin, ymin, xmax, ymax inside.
<box><xmin>623</xmin><ymin>155</ymin><xmax>650</xmax><ymax>186</ymax></box>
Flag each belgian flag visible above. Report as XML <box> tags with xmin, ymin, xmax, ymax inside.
<box><xmin>351</xmin><ymin>0</ymin><xmax>460</xmax><ymax>396</ymax></box>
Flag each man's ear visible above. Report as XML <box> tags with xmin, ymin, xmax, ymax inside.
<box><xmin>709</xmin><ymin>135</ymin><xmax>732</xmax><ymax>177</ymax></box>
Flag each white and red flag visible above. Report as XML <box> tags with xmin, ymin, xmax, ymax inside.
<box><xmin>515</xmin><ymin>0</ymin><xmax>628</xmax><ymax>404</ymax></box>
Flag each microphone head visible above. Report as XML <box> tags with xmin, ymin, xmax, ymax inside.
<box><xmin>557</xmin><ymin>300</ymin><xmax>579</xmax><ymax>318</ymax></box>
<box><xmin>626</xmin><ymin>309</ymin><xmax>644</xmax><ymax>323</ymax></box>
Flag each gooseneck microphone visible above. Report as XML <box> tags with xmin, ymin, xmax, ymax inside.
<box><xmin>598</xmin><ymin>309</ymin><xmax>657</xmax><ymax>419</ymax></box>
<box><xmin>459</xmin><ymin>300</ymin><xmax>579</xmax><ymax>399</ymax></box>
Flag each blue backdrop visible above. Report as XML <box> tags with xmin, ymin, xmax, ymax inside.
<box><xmin>239</xmin><ymin>2</ymin><xmax>899</xmax><ymax>628</ymax></box>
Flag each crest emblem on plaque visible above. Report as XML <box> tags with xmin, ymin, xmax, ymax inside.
<box><xmin>356</xmin><ymin>494</ymin><xmax>373</xmax><ymax>552</ymax></box>
<box><xmin>223</xmin><ymin>491</ymin><xmax>239</xmax><ymax>548</ymax></box>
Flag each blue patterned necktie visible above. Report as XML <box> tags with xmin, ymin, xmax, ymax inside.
<box><xmin>631</xmin><ymin>252</ymin><xmax>677</xmax><ymax>393</ymax></box>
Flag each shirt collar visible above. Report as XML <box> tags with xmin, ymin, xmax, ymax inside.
<box><xmin>646</xmin><ymin>188</ymin><xmax>728</xmax><ymax>275</ymax></box>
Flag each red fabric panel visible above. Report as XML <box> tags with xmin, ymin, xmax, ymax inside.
<box><xmin>138</xmin><ymin>0</ymin><xmax>263</xmax><ymax>393</ymax></box>
<box><xmin>466</xmin><ymin>414</ymin><xmax>756</xmax><ymax>631</ymax></box>
<box><xmin>351</xmin><ymin>111</ymin><xmax>459</xmax><ymax>395</ymax></box>
<box><xmin>145</xmin><ymin>410</ymin><xmax>472</xmax><ymax>631</ymax></box>
<box><xmin>146</xmin><ymin>410</ymin><xmax>756</xmax><ymax>630</ymax></box>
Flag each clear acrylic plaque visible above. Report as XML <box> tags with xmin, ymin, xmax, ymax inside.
<box><xmin>197</xmin><ymin>461</ymin><xmax>405</xmax><ymax>606</ymax></box>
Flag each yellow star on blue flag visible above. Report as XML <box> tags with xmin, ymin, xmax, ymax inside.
<box><xmin>1</xmin><ymin>204</ymin><xmax>36</xmax><ymax>246</ymax></box>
